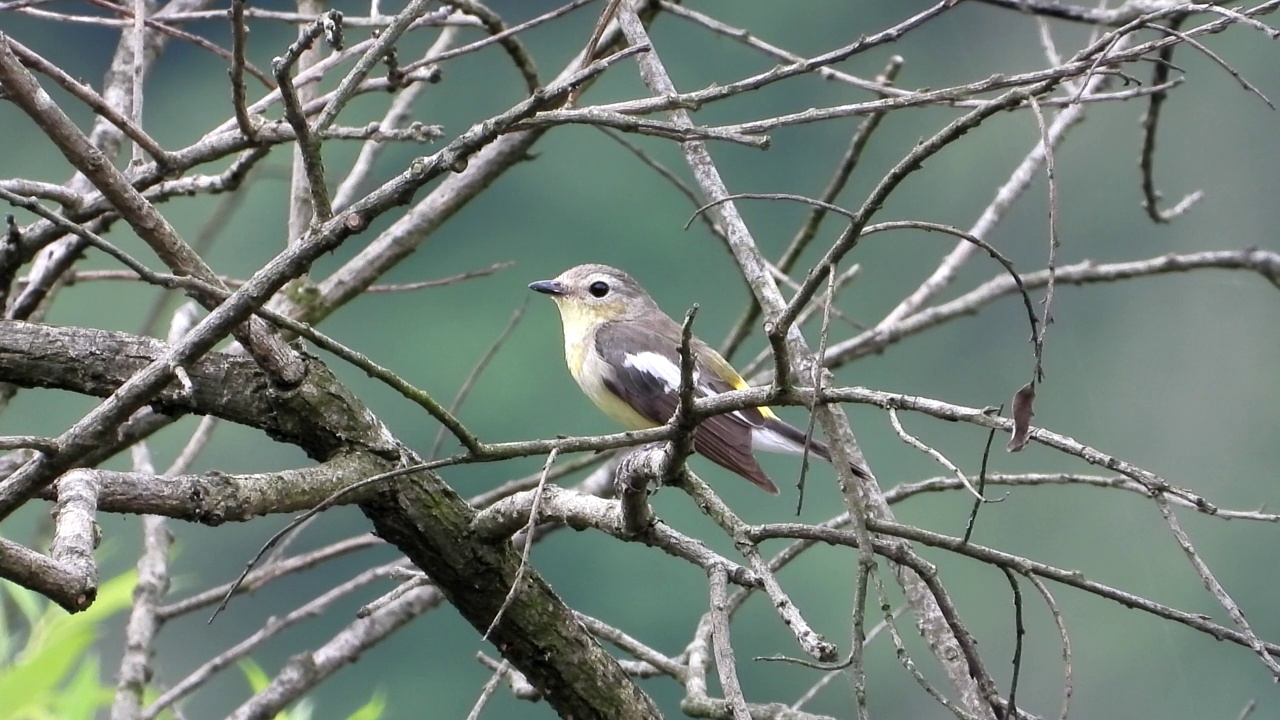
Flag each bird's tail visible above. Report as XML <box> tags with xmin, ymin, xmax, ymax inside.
<box><xmin>757</xmin><ymin>417</ymin><xmax>872</xmax><ymax>480</ymax></box>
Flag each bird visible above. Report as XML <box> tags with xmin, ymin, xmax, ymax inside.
<box><xmin>528</xmin><ymin>263</ymin><xmax>870</xmax><ymax>494</ymax></box>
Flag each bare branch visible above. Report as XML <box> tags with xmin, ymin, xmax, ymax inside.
<box><xmin>0</xmin><ymin>535</ymin><xmax>96</xmax><ymax>612</ymax></box>
<box><xmin>7</xmin><ymin>39</ymin><xmax>178</xmax><ymax>168</ymax></box>
<box><xmin>2</xmin><ymin>3</ymin><xmax>1276</xmax><ymax>717</ymax></box>
<box><xmin>110</xmin><ymin>514</ymin><xmax>169</xmax><ymax>720</ymax></box>
<box><xmin>314</xmin><ymin>0</ymin><xmax>430</xmax><ymax>133</ymax></box>
<box><xmin>0</xmin><ymin>37</ymin><xmax>306</xmax><ymax>384</ymax></box>
<box><xmin>826</xmin><ymin>249</ymin><xmax>1280</xmax><ymax>367</ymax></box>
<box><xmin>889</xmin><ymin>408</ymin><xmax>983</xmax><ymax>500</ymax></box>
<box><xmin>1154</xmin><ymin>495</ymin><xmax>1280</xmax><ymax>677</ymax></box>
<box><xmin>483</xmin><ymin>448</ymin><xmax>558</xmax><ymax>639</ymax></box>
<box><xmin>275</xmin><ymin>8</ymin><xmax>342</xmax><ymax>227</ymax></box>
<box><xmin>707</xmin><ymin>564</ymin><xmax>750</xmax><ymax>720</ymax></box>
<box><xmin>152</xmin><ymin>565</ymin><xmax>426</xmax><ymax>720</ymax></box>
<box><xmin>752</xmin><ymin>520</ymin><xmax>1280</xmax><ymax>659</ymax></box>
<box><xmin>675</xmin><ymin>472</ymin><xmax>837</xmax><ymax>662</ymax></box>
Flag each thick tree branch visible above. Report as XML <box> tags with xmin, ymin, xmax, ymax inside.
<box><xmin>0</xmin><ymin>535</ymin><xmax>96</xmax><ymax>612</ymax></box>
<box><xmin>0</xmin><ymin>34</ymin><xmax>306</xmax><ymax>385</ymax></box>
<box><xmin>0</xmin><ymin>321</ymin><xmax>370</xmax><ymax>459</ymax></box>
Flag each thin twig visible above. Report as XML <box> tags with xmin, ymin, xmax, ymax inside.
<box><xmin>889</xmin><ymin>470</ymin><xmax>1280</xmax><ymax>521</ymax></box>
<box><xmin>790</xmin><ymin>604</ymin><xmax>904</xmax><ymax>712</ymax></box>
<box><xmin>158</xmin><ymin>535</ymin><xmax>381</xmax><ymax>620</ymax></box>
<box><xmin>314</xmin><ymin>0</ymin><xmax>434</xmax><ymax>133</ymax></box>
<box><xmin>465</xmin><ymin>659</ymin><xmax>511</xmax><ymax>720</ymax></box>
<box><xmin>963</xmin><ymin>414</ymin><xmax>1003</xmax><ymax>543</ymax></box>
<box><xmin>431</xmin><ymin>298</ymin><xmax>528</xmax><ymax>459</ymax></box>
<box><xmin>1001</xmin><ymin>568</ymin><xmax>1025</xmax><ymax>720</ymax></box>
<box><xmin>889</xmin><ymin>408</ymin><xmax>984</xmax><ymax>501</ymax></box>
<box><xmin>366</xmin><ymin>261</ymin><xmax>515</xmax><ymax>292</ymax></box>
<box><xmin>870</xmin><ymin>567</ymin><xmax>980</xmax><ymax>720</ymax></box>
<box><xmin>874</xmin><ymin>44</ymin><xmax>1124</xmax><ymax>329</ymax></box>
<box><xmin>721</xmin><ymin>56</ymin><xmax>903</xmax><ymax>360</ymax></box>
<box><xmin>149</xmin><ymin>564</ymin><xmax>403</xmax><ymax>718</ymax></box>
<box><xmin>129</xmin><ymin>0</ymin><xmax>147</xmax><ymax>165</ymax></box>
<box><xmin>6</xmin><ymin>39</ymin><xmax>178</xmax><ymax>168</ymax></box>
<box><xmin>751</xmin><ymin>519</ymin><xmax>1280</xmax><ymax>660</ymax></box>
<box><xmin>664</xmin><ymin>305</ymin><xmax>701</xmax><ymax>483</ymax></box>
<box><xmin>332</xmin><ymin>25</ymin><xmax>461</xmax><ymax>211</ymax></box>
<box><xmin>75</xmin><ymin>0</ymin><xmax>276</xmax><ymax>86</ymax></box>
<box><xmin>111</xmin><ymin>514</ymin><xmax>169</xmax><ymax>720</ymax></box>
<box><xmin>825</xmin><ymin>249</ymin><xmax>1280</xmax><ymax>368</ymax></box>
<box><xmin>676</xmin><ymin>472</ymin><xmax>838</xmax><ymax>662</ymax></box>
<box><xmin>575</xmin><ymin>611</ymin><xmax>687</xmax><ymax>680</ymax></box>
<box><xmin>1024</xmin><ymin>572</ymin><xmax>1073</xmax><ymax>720</ymax></box>
<box><xmin>273</xmin><ymin>10</ymin><xmax>343</xmax><ymax>225</ymax></box>
<box><xmin>230</xmin><ymin>0</ymin><xmax>256</xmax><ymax>140</ymax></box>
<box><xmin>483</xmin><ymin>448</ymin><xmax>558</xmax><ymax>639</ymax></box>
<box><xmin>793</xmin><ymin>266</ymin><xmax>836</xmax><ymax>513</ymax></box>
<box><xmin>1143</xmin><ymin>20</ymin><xmax>1273</xmax><ymax>108</ymax></box>
<box><xmin>1028</xmin><ymin>97</ymin><xmax>1056</xmax><ymax>384</ymax></box>
<box><xmin>1153</xmin><ymin>494</ymin><xmax>1280</xmax><ymax>677</ymax></box>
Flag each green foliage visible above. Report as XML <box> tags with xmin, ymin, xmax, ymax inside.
<box><xmin>0</xmin><ymin>573</ymin><xmax>135</xmax><ymax>720</ymax></box>
<box><xmin>238</xmin><ymin>659</ymin><xmax>385</xmax><ymax>720</ymax></box>
<box><xmin>0</xmin><ymin>572</ymin><xmax>384</xmax><ymax>720</ymax></box>
<box><xmin>346</xmin><ymin>690</ymin><xmax>387</xmax><ymax>720</ymax></box>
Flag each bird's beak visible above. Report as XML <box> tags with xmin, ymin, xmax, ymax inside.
<box><xmin>528</xmin><ymin>279</ymin><xmax>566</xmax><ymax>296</ymax></box>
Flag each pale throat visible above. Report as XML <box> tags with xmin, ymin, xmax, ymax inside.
<box><xmin>554</xmin><ymin>301</ymin><xmax>596</xmax><ymax>379</ymax></box>
<box><xmin>554</xmin><ymin>301</ymin><xmax>654</xmax><ymax>431</ymax></box>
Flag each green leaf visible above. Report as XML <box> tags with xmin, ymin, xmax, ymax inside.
<box><xmin>290</xmin><ymin>698</ymin><xmax>314</xmax><ymax>720</ymax></box>
<box><xmin>50</xmin><ymin>655</ymin><xmax>114</xmax><ymax>720</ymax></box>
<box><xmin>0</xmin><ymin>581</ymin><xmax>45</xmax><ymax>664</ymax></box>
<box><xmin>238</xmin><ymin>658</ymin><xmax>272</xmax><ymax>694</ymax></box>
<box><xmin>5</xmin><ymin>582</ymin><xmax>45</xmax><ymax>628</ymax></box>
<box><xmin>27</xmin><ymin>571</ymin><xmax>136</xmax><ymax>654</ymax></box>
<box><xmin>347</xmin><ymin>689</ymin><xmax>386</xmax><ymax>720</ymax></box>
<box><xmin>0</xmin><ymin>572</ymin><xmax>136</xmax><ymax>720</ymax></box>
<box><xmin>0</xmin><ymin>621</ymin><xmax>95</xmax><ymax>713</ymax></box>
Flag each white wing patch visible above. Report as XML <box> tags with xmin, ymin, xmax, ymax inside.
<box><xmin>623</xmin><ymin>351</ymin><xmax>708</xmax><ymax>394</ymax></box>
<box><xmin>751</xmin><ymin>425</ymin><xmax>806</xmax><ymax>455</ymax></box>
<box><xmin>623</xmin><ymin>350</ymin><xmax>762</xmax><ymax>426</ymax></box>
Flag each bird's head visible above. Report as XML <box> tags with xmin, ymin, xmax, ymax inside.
<box><xmin>529</xmin><ymin>264</ymin><xmax>661</xmax><ymax>331</ymax></box>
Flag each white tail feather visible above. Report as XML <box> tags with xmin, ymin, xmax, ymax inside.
<box><xmin>751</xmin><ymin>426</ymin><xmax>807</xmax><ymax>456</ymax></box>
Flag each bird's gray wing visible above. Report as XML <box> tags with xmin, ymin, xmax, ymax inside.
<box><xmin>594</xmin><ymin>321</ymin><xmax>777</xmax><ymax>493</ymax></box>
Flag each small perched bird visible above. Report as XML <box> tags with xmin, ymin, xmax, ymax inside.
<box><xmin>529</xmin><ymin>263</ymin><xmax>869</xmax><ymax>494</ymax></box>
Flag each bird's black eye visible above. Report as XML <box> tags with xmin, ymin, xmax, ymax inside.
<box><xmin>588</xmin><ymin>280</ymin><xmax>610</xmax><ymax>298</ymax></box>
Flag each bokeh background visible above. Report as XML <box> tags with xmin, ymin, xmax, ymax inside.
<box><xmin>3</xmin><ymin>1</ymin><xmax>1279</xmax><ymax>718</ymax></box>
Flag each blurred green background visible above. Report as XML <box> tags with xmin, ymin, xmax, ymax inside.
<box><xmin>2</xmin><ymin>1</ymin><xmax>1278</xmax><ymax>718</ymax></box>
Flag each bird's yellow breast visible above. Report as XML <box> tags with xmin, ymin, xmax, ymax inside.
<box><xmin>556</xmin><ymin>303</ymin><xmax>655</xmax><ymax>431</ymax></box>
